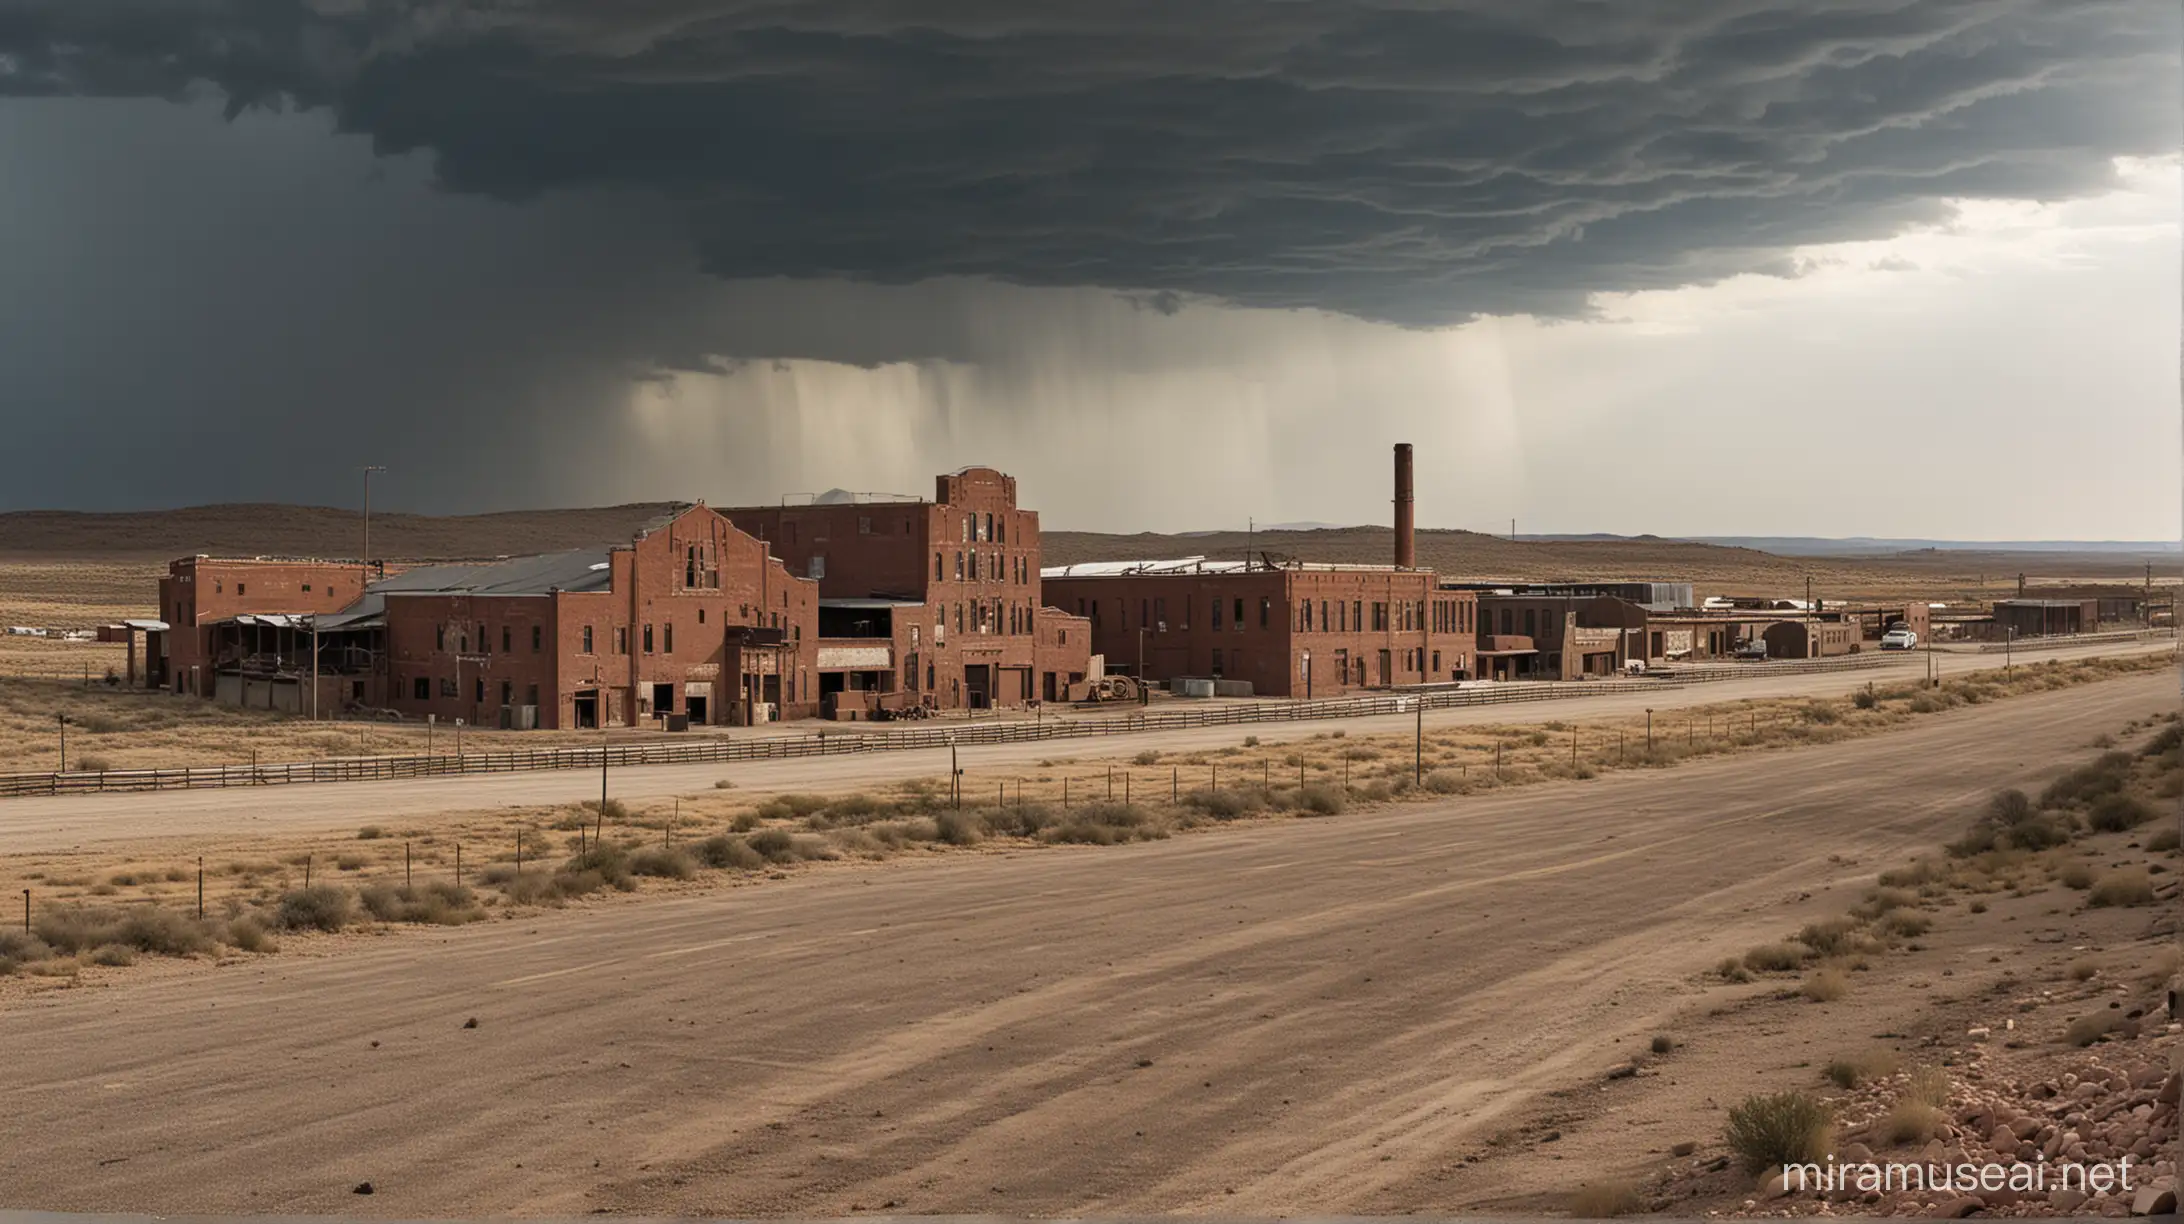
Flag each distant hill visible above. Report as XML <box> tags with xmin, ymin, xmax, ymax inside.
<box><xmin>1522</xmin><ymin>533</ymin><xmax>2183</xmax><ymax>558</ymax></box>
<box><xmin>0</xmin><ymin>503</ymin><xmax>686</xmax><ymax>562</ymax></box>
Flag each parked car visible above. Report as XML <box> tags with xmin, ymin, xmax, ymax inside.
<box><xmin>1880</xmin><ymin>626</ymin><xmax>1919</xmax><ymax>650</ymax></box>
<box><xmin>1732</xmin><ymin>639</ymin><xmax>1769</xmax><ymax>661</ymax></box>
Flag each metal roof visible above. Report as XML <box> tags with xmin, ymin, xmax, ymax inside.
<box><xmin>366</xmin><ymin>549</ymin><xmax>615</xmax><ymax>597</ymax></box>
<box><xmin>820</xmin><ymin>597</ymin><xmax>925</xmax><ymax>609</ymax></box>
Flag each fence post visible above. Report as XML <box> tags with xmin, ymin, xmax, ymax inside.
<box><xmin>405</xmin><ymin>842</ymin><xmax>412</xmax><ymax>890</ymax></box>
<box><xmin>197</xmin><ymin>857</ymin><xmax>205</xmax><ymax>919</ymax></box>
<box><xmin>1172</xmin><ymin>766</ymin><xmax>1178</xmax><ymax>801</ymax></box>
<box><xmin>304</xmin><ymin>854</ymin><xmax>312</xmax><ymax>888</ymax></box>
<box><xmin>1124</xmin><ymin>772</ymin><xmax>1130</xmax><ymax>804</ymax></box>
<box><xmin>516</xmin><ymin>832</ymin><xmax>522</xmax><ymax>875</ymax></box>
<box><xmin>1212</xmin><ymin>763</ymin><xmax>1219</xmax><ymax>793</ymax></box>
<box><xmin>21</xmin><ymin>889</ymin><xmax>28</xmax><ymax>933</ymax></box>
<box><xmin>455</xmin><ymin>842</ymin><xmax>462</xmax><ymax>885</ymax></box>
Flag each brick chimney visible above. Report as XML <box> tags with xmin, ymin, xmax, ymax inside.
<box><xmin>1393</xmin><ymin>443</ymin><xmax>1416</xmax><ymax>570</ymax></box>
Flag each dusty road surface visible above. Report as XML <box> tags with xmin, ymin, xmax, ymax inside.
<box><xmin>2</xmin><ymin>638</ymin><xmax>2169</xmax><ymax>854</ymax></box>
<box><xmin>0</xmin><ymin>669</ymin><xmax>2171</xmax><ymax>1217</ymax></box>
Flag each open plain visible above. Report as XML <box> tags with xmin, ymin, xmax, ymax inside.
<box><xmin>0</xmin><ymin>665</ymin><xmax>2172</xmax><ymax>1218</ymax></box>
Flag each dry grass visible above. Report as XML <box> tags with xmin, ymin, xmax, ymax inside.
<box><xmin>1822</xmin><ymin>1049</ymin><xmax>1900</xmax><ymax>1089</ymax></box>
<box><xmin>2086</xmin><ymin>868</ymin><xmax>2154</xmax><ymax>907</ymax></box>
<box><xmin>1724</xmin><ymin>1092</ymin><xmax>1834</xmax><ymax>1173</ymax></box>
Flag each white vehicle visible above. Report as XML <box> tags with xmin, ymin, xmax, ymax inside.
<box><xmin>1880</xmin><ymin>626</ymin><xmax>1919</xmax><ymax>650</ymax></box>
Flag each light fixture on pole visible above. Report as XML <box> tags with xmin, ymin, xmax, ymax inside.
<box><xmin>359</xmin><ymin>465</ymin><xmax>387</xmax><ymax>583</ymax></box>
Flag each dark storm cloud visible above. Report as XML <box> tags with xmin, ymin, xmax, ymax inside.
<box><xmin>0</xmin><ymin>0</ymin><xmax>2174</xmax><ymax>326</ymax></box>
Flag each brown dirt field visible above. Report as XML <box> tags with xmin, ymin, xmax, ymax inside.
<box><xmin>0</xmin><ymin>666</ymin><xmax>2169</xmax><ymax>1217</ymax></box>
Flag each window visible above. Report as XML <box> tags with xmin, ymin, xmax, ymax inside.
<box><xmin>501</xmin><ymin>680</ymin><xmax>513</xmax><ymax>706</ymax></box>
<box><xmin>1352</xmin><ymin>600</ymin><xmax>1362</xmax><ymax>631</ymax></box>
<box><xmin>936</xmin><ymin>552</ymin><xmax>945</xmax><ymax>581</ymax></box>
<box><xmin>413</xmin><ymin>677</ymin><xmax>429</xmax><ymax>700</ymax></box>
<box><xmin>1260</xmin><ymin>597</ymin><xmax>1271</xmax><ymax>629</ymax></box>
<box><xmin>955</xmin><ymin>552</ymin><xmax>964</xmax><ymax>581</ymax></box>
<box><xmin>1500</xmin><ymin>608</ymin><xmax>1513</xmax><ymax>635</ymax></box>
<box><xmin>581</xmin><ymin>625</ymin><xmax>594</xmax><ymax>654</ymax></box>
<box><xmin>436</xmin><ymin>625</ymin><xmax>446</xmax><ymax>651</ymax></box>
<box><xmin>440</xmin><ymin>677</ymin><xmax>458</xmax><ymax>698</ymax></box>
<box><xmin>1154</xmin><ymin>597</ymin><xmax>1167</xmax><ymax>629</ymax></box>
<box><xmin>1211</xmin><ymin>599</ymin><xmax>1222</xmax><ymax>631</ymax></box>
<box><xmin>996</xmin><ymin>516</ymin><xmax>1006</xmax><ymax>544</ymax></box>
<box><xmin>236</xmin><ymin>583</ymin><xmax>246</xmax><ymax>596</ymax></box>
<box><xmin>615</xmin><ymin>626</ymin><xmax>628</xmax><ymax>654</ymax></box>
<box><xmin>1301</xmin><ymin>600</ymin><xmax>1312</xmax><ymax>631</ymax></box>
<box><xmin>532</xmin><ymin>625</ymin><xmax>542</xmax><ymax>652</ymax></box>
<box><xmin>501</xmin><ymin>625</ymin><xmax>511</xmax><ymax>653</ymax></box>
<box><xmin>984</xmin><ymin>512</ymin><xmax>993</xmax><ymax>541</ymax></box>
<box><xmin>1373</xmin><ymin>602</ymin><xmax>1387</xmax><ymax>631</ymax></box>
<box><xmin>301</xmin><ymin>583</ymin><xmax>312</xmax><ymax>593</ymax></box>
<box><xmin>962</xmin><ymin>516</ymin><xmax>971</xmax><ymax>542</ymax></box>
<box><xmin>1234</xmin><ymin>597</ymin><xmax>1245</xmax><ymax>630</ymax></box>
<box><xmin>969</xmin><ymin>553</ymin><xmax>979</xmax><ymax>582</ymax></box>
<box><xmin>1524</xmin><ymin>608</ymin><xmax>1537</xmax><ymax>637</ymax></box>
<box><xmin>858</xmin><ymin>515</ymin><xmax>872</xmax><ymax>535</ymax></box>
<box><xmin>809</xmin><ymin>555</ymin><xmax>825</xmax><ymax>580</ymax></box>
<box><xmin>664</xmin><ymin>623</ymin><xmax>674</xmax><ymax>653</ymax></box>
<box><xmin>475</xmin><ymin>677</ymin><xmax>485</xmax><ymax>703</ymax></box>
<box><xmin>1432</xmin><ymin>650</ymin><xmax>1441</xmax><ymax>673</ymax></box>
<box><xmin>526</xmin><ymin>683</ymin><xmax>539</xmax><ymax>707</ymax></box>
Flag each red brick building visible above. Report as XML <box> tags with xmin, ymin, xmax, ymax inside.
<box><xmin>721</xmin><ymin>467</ymin><xmax>1090</xmax><ymax>710</ymax></box>
<box><xmin>156</xmin><ymin>468</ymin><xmax>1090</xmax><ymax>726</ymax></box>
<box><xmin>1042</xmin><ymin>559</ymin><xmax>1478</xmax><ymax>697</ymax></box>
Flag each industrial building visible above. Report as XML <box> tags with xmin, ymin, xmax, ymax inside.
<box><xmin>1044</xmin><ymin>445</ymin><xmax>1478</xmax><ymax>696</ymax></box>
<box><xmin>148</xmin><ymin>468</ymin><xmax>1092</xmax><ymax>728</ymax></box>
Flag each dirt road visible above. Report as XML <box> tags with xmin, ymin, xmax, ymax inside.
<box><xmin>3</xmin><ymin>639</ymin><xmax>2169</xmax><ymax>854</ymax></box>
<box><xmin>0</xmin><ymin>670</ymin><xmax>2169</xmax><ymax>1217</ymax></box>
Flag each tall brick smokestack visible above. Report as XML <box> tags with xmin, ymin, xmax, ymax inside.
<box><xmin>1394</xmin><ymin>442</ymin><xmax>1415</xmax><ymax>570</ymax></box>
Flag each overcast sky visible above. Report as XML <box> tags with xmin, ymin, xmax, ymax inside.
<box><xmin>1</xmin><ymin>1</ymin><xmax>2177</xmax><ymax>538</ymax></box>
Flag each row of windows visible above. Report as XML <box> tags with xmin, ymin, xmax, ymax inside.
<box><xmin>942</xmin><ymin>598</ymin><xmax>1037</xmax><ymax>636</ymax></box>
<box><xmin>935</xmin><ymin>550</ymin><xmax>1031</xmax><ymax>585</ymax></box>
<box><xmin>409</xmin><ymin>677</ymin><xmax>541</xmax><ymax>708</ymax></box>
<box><xmin>959</xmin><ymin>511</ymin><xmax>1008</xmax><ymax>544</ymax></box>
<box><xmin>436</xmin><ymin>622</ymin><xmax>545</xmax><ymax>654</ymax></box>
<box><xmin>1067</xmin><ymin>595</ymin><xmax>1471</xmax><ymax>637</ymax></box>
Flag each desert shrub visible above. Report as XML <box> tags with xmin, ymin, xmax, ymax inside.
<box><xmin>2065</xmin><ymin>1013</ymin><xmax>2116</xmax><ymax>1046</ymax></box>
<box><xmin>1851</xmin><ymin>689</ymin><xmax>1878</xmax><ymax>710</ymax></box>
<box><xmin>1724</xmin><ymin>1092</ymin><xmax>1833</xmax><ymax>1172</ymax></box>
<box><xmin>1567</xmin><ymin>1181</ymin><xmax>1640</xmax><ymax>1217</ymax></box>
<box><xmin>1823</xmin><ymin>1049</ymin><xmax>1899</xmax><ymax>1089</ymax></box>
<box><xmin>1801</xmin><ymin>968</ymin><xmax>1850</xmax><ymax>1002</ymax></box>
<box><xmin>713</xmin><ymin>778</ymin><xmax>737</xmax><ymax>790</ymax></box>
<box><xmin>1421</xmin><ymin>769</ymin><xmax>1465</xmax><ymax>794</ymax></box>
<box><xmin>37</xmin><ymin>903</ymin><xmax>216</xmax><ymax>955</ymax></box>
<box><xmin>2146</xmin><ymin>827</ymin><xmax>2180</xmax><ymax>853</ymax></box>
<box><xmin>356</xmin><ymin>825</ymin><xmax>385</xmax><ymax>840</ymax></box>
<box><xmin>1650</xmin><ymin>1034</ymin><xmax>1675</xmax><ymax>1055</ymax></box>
<box><xmin>2040</xmin><ymin>752</ymin><xmax>2133</xmax><ymax>807</ymax></box>
<box><xmin>1877</xmin><ymin>911</ymin><xmax>1931</xmax><ymax>939</ymax></box>
<box><xmin>729</xmin><ymin>811</ymin><xmax>764</xmax><ymax>833</ymax></box>
<box><xmin>0</xmin><ymin>929</ymin><xmax>54</xmax><ymax>970</ymax></box>
<box><xmin>1715</xmin><ymin>957</ymin><xmax>1753</xmax><ymax>983</ymax></box>
<box><xmin>934</xmin><ymin>810</ymin><xmax>985</xmax><ymax>846</ymax></box>
<box><xmin>1293</xmin><ymin>784</ymin><xmax>1347</xmax><ymax>816</ymax></box>
<box><xmin>982</xmin><ymin>803</ymin><xmax>1056</xmax><ymax>838</ymax></box>
<box><xmin>753</xmin><ymin>793</ymin><xmax>831</xmax><ymax>822</ymax></box>
<box><xmin>1853</xmin><ymin>887</ymin><xmax>1918</xmax><ymax>919</ymax></box>
<box><xmin>812</xmin><ymin>793</ymin><xmax>894</xmax><ymax>827</ymax></box>
<box><xmin>222</xmin><ymin>915</ymin><xmax>277</xmax><ymax>953</ymax></box>
<box><xmin>357</xmin><ymin>882</ymin><xmax>481</xmax><ymax>925</ymax></box>
<box><xmin>87</xmin><ymin>944</ymin><xmax>137</xmax><ymax>967</ymax></box>
<box><xmin>693</xmin><ymin>834</ymin><xmax>764</xmax><ymax>870</ymax></box>
<box><xmin>1904</xmin><ymin>1065</ymin><xmax>1949</xmax><ymax>1107</ymax></box>
<box><xmin>1041</xmin><ymin>803</ymin><xmax>1166</xmax><ymax>845</ymax></box>
<box><xmin>274</xmin><ymin>886</ymin><xmax>354</xmax><ymax>932</ymax></box>
<box><xmin>2087</xmin><ymin>794</ymin><xmax>2155</xmax><ymax>833</ymax></box>
<box><xmin>1876</xmin><ymin>859</ymin><xmax>1942</xmax><ymax>889</ymax></box>
<box><xmin>1907</xmin><ymin>693</ymin><xmax>1949</xmax><ymax>714</ymax></box>
<box><xmin>2087</xmin><ymin>869</ymin><xmax>2153</xmax><ymax>907</ymax></box>
<box><xmin>334</xmin><ymin>853</ymin><xmax>368</xmax><ymax>872</ymax></box>
<box><xmin>1804</xmin><ymin>703</ymin><xmax>1840</xmax><ymax>725</ymax></box>
<box><xmin>1796</xmin><ymin>919</ymin><xmax>1859</xmax><ymax>957</ymax></box>
<box><xmin>2054</xmin><ymin>861</ymin><xmax>2096</xmax><ymax>890</ymax></box>
<box><xmin>1882</xmin><ymin>1101</ymin><xmax>1946</xmax><ymax>1146</ymax></box>
<box><xmin>629</xmin><ymin>847</ymin><xmax>698</xmax><ymax>879</ymax></box>
<box><xmin>1132</xmin><ymin>750</ymin><xmax>1161</xmax><ymax>766</ymax></box>
<box><xmin>1989</xmin><ymin>790</ymin><xmax>2034</xmax><ymax>825</ymax></box>
<box><xmin>1185</xmin><ymin>788</ymin><xmax>1261</xmax><ymax>820</ymax></box>
<box><xmin>579</xmin><ymin>797</ymin><xmax>632</xmax><ymax>822</ymax></box>
<box><xmin>564</xmin><ymin>844</ymin><xmax>635</xmax><ymax>888</ymax></box>
<box><xmin>1242</xmin><ymin>736</ymin><xmax>1259</xmax><ymax>747</ymax></box>
<box><xmin>2141</xmin><ymin>724</ymin><xmax>2184</xmax><ymax>757</ymax></box>
<box><xmin>1743</xmin><ymin>942</ymin><xmax>1810</xmax><ymax>973</ymax></box>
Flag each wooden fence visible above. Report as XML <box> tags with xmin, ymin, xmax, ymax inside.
<box><xmin>0</xmin><ymin>650</ymin><xmax>1928</xmax><ymax>798</ymax></box>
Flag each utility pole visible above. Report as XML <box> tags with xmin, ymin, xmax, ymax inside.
<box><xmin>359</xmin><ymin>465</ymin><xmax>387</xmax><ymax>585</ymax></box>
<box><xmin>55</xmin><ymin>713</ymin><xmax>68</xmax><ymax>773</ymax></box>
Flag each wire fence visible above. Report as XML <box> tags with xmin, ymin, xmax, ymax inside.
<box><xmin>0</xmin><ymin>648</ymin><xmax>1938</xmax><ymax>798</ymax></box>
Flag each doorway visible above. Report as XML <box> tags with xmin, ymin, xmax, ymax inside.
<box><xmin>686</xmin><ymin>696</ymin><xmax>708</xmax><ymax>725</ymax></box>
<box><xmin>965</xmin><ymin>664</ymin><xmax>992</xmax><ymax>709</ymax></box>
<box><xmin>573</xmin><ymin>691</ymin><xmax>599</xmax><ymax>729</ymax></box>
